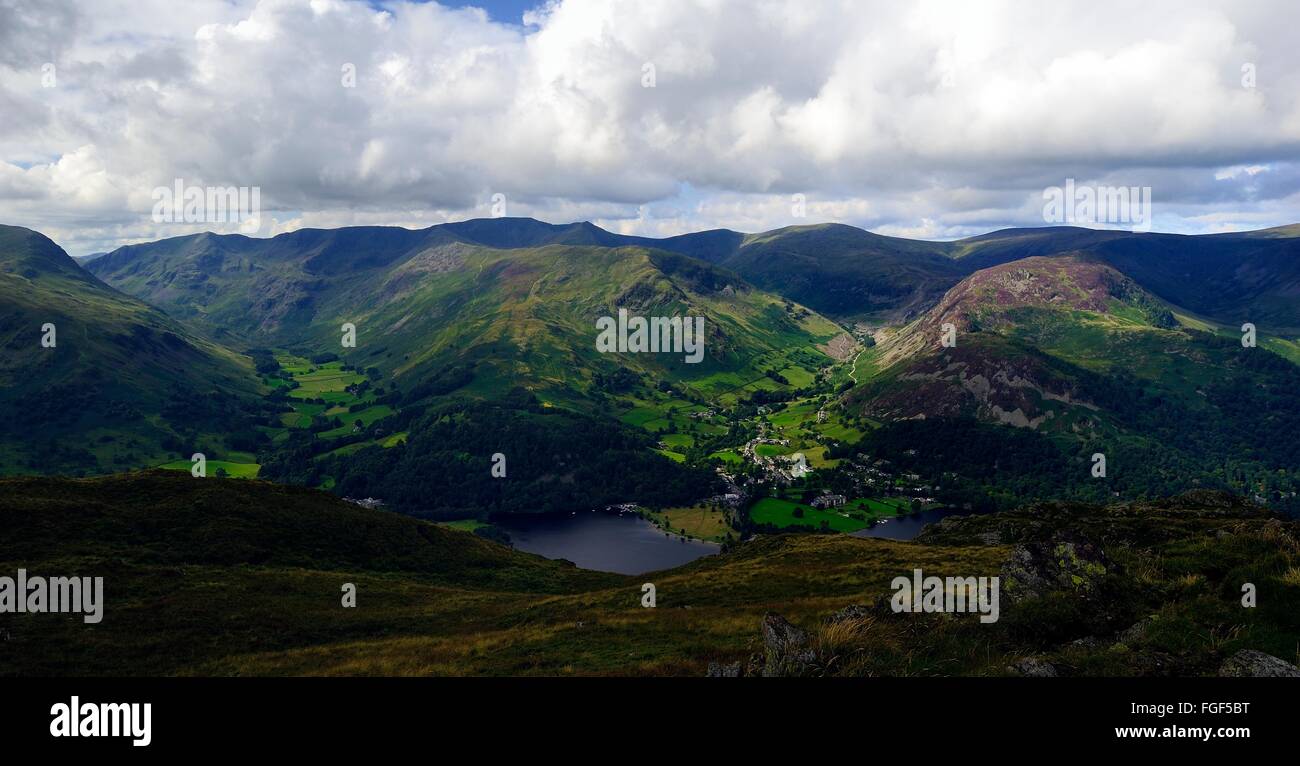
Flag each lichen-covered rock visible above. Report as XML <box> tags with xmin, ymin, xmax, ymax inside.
<box><xmin>1117</xmin><ymin>615</ymin><xmax>1156</xmax><ymax>645</ymax></box>
<box><xmin>1218</xmin><ymin>650</ymin><xmax>1300</xmax><ymax>677</ymax></box>
<box><xmin>1001</xmin><ymin>534</ymin><xmax>1110</xmax><ymax>603</ymax></box>
<box><xmin>761</xmin><ymin>613</ymin><xmax>817</xmax><ymax>677</ymax></box>
<box><xmin>1008</xmin><ymin>657</ymin><xmax>1058</xmax><ymax>677</ymax></box>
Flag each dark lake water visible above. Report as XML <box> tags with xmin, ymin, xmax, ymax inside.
<box><xmin>495</xmin><ymin>506</ymin><xmax>975</xmax><ymax>574</ymax></box>
<box><xmin>851</xmin><ymin>507</ymin><xmax>976</xmax><ymax>540</ymax></box>
<box><xmin>495</xmin><ymin>511</ymin><xmax>719</xmax><ymax>575</ymax></box>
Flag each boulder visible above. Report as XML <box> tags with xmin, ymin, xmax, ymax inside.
<box><xmin>1001</xmin><ymin>533</ymin><xmax>1110</xmax><ymax>603</ymax></box>
<box><xmin>1218</xmin><ymin>650</ymin><xmax>1300</xmax><ymax>678</ymax></box>
<box><xmin>761</xmin><ymin>613</ymin><xmax>817</xmax><ymax>677</ymax></box>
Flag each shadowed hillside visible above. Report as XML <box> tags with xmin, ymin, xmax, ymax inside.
<box><xmin>0</xmin><ymin>225</ymin><xmax>270</xmax><ymax>476</ymax></box>
<box><xmin>1</xmin><ymin>474</ymin><xmax>1295</xmax><ymax>677</ymax></box>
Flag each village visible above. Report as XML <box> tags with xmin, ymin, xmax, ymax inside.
<box><xmin>646</xmin><ymin>395</ymin><xmax>947</xmax><ymax>539</ymax></box>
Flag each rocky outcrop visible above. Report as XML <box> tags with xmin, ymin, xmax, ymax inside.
<box><xmin>761</xmin><ymin>613</ymin><xmax>817</xmax><ymax>677</ymax></box>
<box><xmin>1218</xmin><ymin>650</ymin><xmax>1300</xmax><ymax>678</ymax></box>
<box><xmin>1001</xmin><ymin>533</ymin><xmax>1110</xmax><ymax>603</ymax></box>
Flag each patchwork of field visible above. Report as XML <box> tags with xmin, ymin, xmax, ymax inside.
<box><xmin>753</xmin><ymin>397</ymin><xmax>867</xmax><ymax>468</ymax></box>
<box><xmin>616</xmin><ymin>392</ymin><xmax>730</xmax><ymax>464</ymax></box>
<box><xmin>159</xmin><ymin>354</ymin><xmax>404</xmax><ymax>480</ymax></box>
<box><xmin>686</xmin><ymin>346</ymin><xmax>830</xmax><ymax>405</ymax></box>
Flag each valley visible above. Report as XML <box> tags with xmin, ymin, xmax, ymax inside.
<box><xmin>4</xmin><ymin>215</ymin><xmax>1300</xmax><ymax>678</ymax></box>
<box><xmin>8</xmin><ymin>216</ymin><xmax>1300</xmax><ymax>556</ymax></box>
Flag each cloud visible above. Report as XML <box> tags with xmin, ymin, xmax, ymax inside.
<box><xmin>1</xmin><ymin>0</ymin><xmax>1299</xmax><ymax>254</ymax></box>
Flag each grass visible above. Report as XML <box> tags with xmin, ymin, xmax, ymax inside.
<box><xmin>3</xmin><ymin>473</ymin><xmax>1297</xmax><ymax>677</ymax></box>
<box><xmin>749</xmin><ymin>496</ymin><xmax>871</xmax><ymax>533</ymax></box>
<box><xmin>844</xmin><ymin>497</ymin><xmax>912</xmax><ymax>516</ymax></box>
<box><xmin>438</xmin><ymin>519</ymin><xmax>491</xmax><ymax>533</ymax></box>
<box><xmin>157</xmin><ymin>459</ymin><xmax>260</xmax><ymax>478</ymax></box>
<box><xmin>645</xmin><ymin>504</ymin><xmax>732</xmax><ymax>542</ymax></box>
<box><xmin>319</xmin><ymin>404</ymin><xmax>395</xmax><ymax>438</ymax></box>
<box><xmin>653</xmin><ymin>449</ymin><xmax>686</xmax><ymax>463</ymax></box>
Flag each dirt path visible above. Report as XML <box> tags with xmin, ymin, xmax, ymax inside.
<box><xmin>848</xmin><ymin>347</ymin><xmax>864</xmax><ymax>385</ymax></box>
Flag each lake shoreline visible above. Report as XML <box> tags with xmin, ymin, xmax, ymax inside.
<box><xmin>493</xmin><ymin>508</ymin><xmax>720</xmax><ymax>575</ymax></box>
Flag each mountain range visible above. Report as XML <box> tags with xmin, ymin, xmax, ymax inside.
<box><xmin>3</xmin><ymin>215</ymin><xmax>1299</xmax><ymax>514</ymax></box>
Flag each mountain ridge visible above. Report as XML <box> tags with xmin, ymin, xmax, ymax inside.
<box><xmin>85</xmin><ymin>216</ymin><xmax>1300</xmax><ymax>329</ymax></box>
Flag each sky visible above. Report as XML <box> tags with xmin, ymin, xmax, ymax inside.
<box><xmin>1</xmin><ymin>0</ymin><xmax>1299</xmax><ymax>255</ymax></box>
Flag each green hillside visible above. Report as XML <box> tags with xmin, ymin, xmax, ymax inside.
<box><xmin>87</xmin><ymin>228</ymin><xmax>843</xmax><ymax>407</ymax></box>
<box><xmin>0</xmin><ymin>225</ymin><xmax>270</xmax><ymax>476</ymax></box>
<box><xmin>845</xmin><ymin>255</ymin><xmax>1300</xmax><ymax>510</ymax></box>
<box><xmin>58</xmin><ymin>217</ymin><xmax>1300</xmax><ymax>517</ymax></box>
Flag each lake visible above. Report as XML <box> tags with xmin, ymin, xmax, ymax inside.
<box><xmin>851</xmin><ymin>507</ymin><xmax>976</xmax><ymax>540</ymax></box>
<box><xmin>495</xmin><ymin>506</ymin><xmax>974</xmax><ymax>574</ymax></box>
<box><xmin>495</xmin><ymin>511</ymin><xmax>719</xmax><ymax>575</ymax></box>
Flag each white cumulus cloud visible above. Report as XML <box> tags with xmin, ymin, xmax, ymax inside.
<box><xmin>0</xmin><ymin>0</ymin><xmax>1298</xmax><ymax>254</ymax></box>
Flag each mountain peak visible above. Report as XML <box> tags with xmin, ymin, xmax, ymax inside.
<box><xmin>0</xmin><ymin>223</ymin><xmax>94</xmax><ymax>282</ymax></box>
<box><xmin>928</xmin><ymin>255</ymin><xmax>1175</xmax><ymax>333</ymax></box>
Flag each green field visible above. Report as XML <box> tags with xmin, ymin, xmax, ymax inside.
<box><xmin>659</xmin><ymin>433</ymin><xmax>694</xmax><ymax>448</ymax></box>
<box><xmin>750</xmin><ymin>494</ymin><xmax>911</xmax><ymax>533</ymax></box>
<box><xmin>749</xmin><ymin>496</ymin><xmax>869</xmax><ymax>533</ymax></box>
<box><xmin>319</xmin><ymin>404</ymin><xmax>395</xmax><ymax>438</ymax></box>
<box><xmin>158</xmin><ymin>459</ymin><xmax>260</xmax><ymax>478</ymax></box>
<box><xmin>285</xmin><ymin>361</ymin><xmax>365</xmax><ymax>399</ymax></box>
<box><xmin>709</xmin><ymin>450</ymin><xmax>742</xmax><ymax>464</ymax></box>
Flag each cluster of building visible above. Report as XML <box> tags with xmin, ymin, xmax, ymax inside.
<box><xmin>837</xmin><ymin>456</ymin><xmax>938</xmax><ymax>505</ymax></box>
<box><xmin>810</xmin><ymin>493</ymin><xmax>846</xmax><ymax>509</ymax></box>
